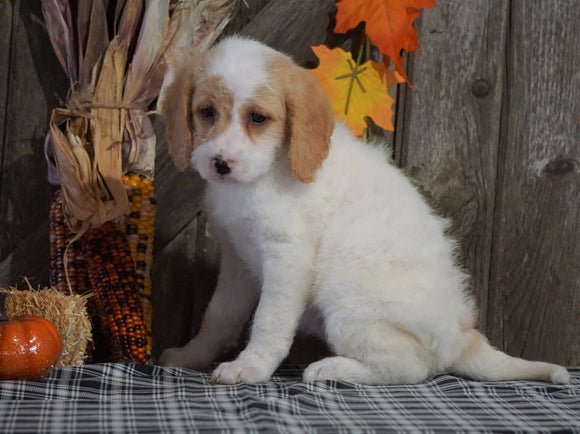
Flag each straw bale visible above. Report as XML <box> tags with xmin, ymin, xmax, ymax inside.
<box><xmin>0</xmin><ymin>286</ymin><xmax>92</xmax><ymax>367</ymax></box>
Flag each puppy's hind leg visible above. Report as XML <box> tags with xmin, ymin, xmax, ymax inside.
<box><xmin>451</xmin><ymin>329</ymin><xmax>570</xmax><ymax>384</ymax></box>
<box><xmin>304</xmin><ymin>320</ymin><xmax>432</xmax><ymax>385</ymax></box>
<box><xmin>303</xmin><ymin>356</ymin><xmax>376</xmax><ymax>383</ymax></box>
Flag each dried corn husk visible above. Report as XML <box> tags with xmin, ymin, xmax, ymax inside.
<box><xmin>158</xmin><ymin>0</ymin><xmax>236</xmax><ymax>113</ymax></box>
<box><xmin>42</xmin><ymin>0</ymin><xmax>236</xmax><ymax>234</ymax></box>
<box><xmin>0</xmin><ymin>285</ymin><xmax>92</xmax><ymax>367</ymax></box>
<box><xmin>41</xmin><ymin>0</ymin><xmax>236</xmax><ymax>362</ymax></box>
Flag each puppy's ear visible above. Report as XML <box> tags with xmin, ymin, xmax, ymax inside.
<box><xmin>158</xmin><ymin>56</ymin><xmax>201</xmax><ymax>171</ymax></box>
<box><xmin>283</xmin><ymin>61</ymin><xmax>335</xmax><ymax>183</ymax></box>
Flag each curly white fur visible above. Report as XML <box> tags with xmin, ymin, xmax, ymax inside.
<box><xmin>158</xmin><ymin>36</ymin><xmax>570</xmax><ymax>385</ymax></box>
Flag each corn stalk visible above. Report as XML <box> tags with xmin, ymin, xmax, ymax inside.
<box><xmin>43</xmin><ymin>0</ymin><xmax>236</xmax><ymax>234</ymax></box>
<box><xmin>42</xmin><ymin>0</ymin><xmax>236</xmax><ymax>362</ymax></box>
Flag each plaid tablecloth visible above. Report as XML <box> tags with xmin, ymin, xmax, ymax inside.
<box><xmin>0</xmin><ymin>364</ymin><xmax>578</xmax><ymax>433</ymax></box>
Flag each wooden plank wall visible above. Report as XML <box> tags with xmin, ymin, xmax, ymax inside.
<box><xmin>0</xmin><ymin>0</ymin><xmax>68</xmax><ymax>282</ymax></box>
<box><xmin>400</xmin><ymin>0</ymin><xmax>579</xmax><ymax>365</ymax></box>
<box><xmin>488</xmin><ymin>1</ymin><xmax>579</xmax><ymax>364</ymax></box>
<box><xmin>0</xmin><ymin>0</ymin><xmax>578</xmax><ymax>366</ymax></box>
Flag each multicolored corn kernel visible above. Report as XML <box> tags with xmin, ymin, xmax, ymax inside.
<box><xmin>49</xmin><ymin>190</ymin><xmax>90</xmax><ymax>295</ymax></box>
<box><xmin>122</xmin><ymin>174</ymin><xmax>155</xmax><ymax>355</ymax></box>
<box><xmin>82</xmin><ymin>220</ymin><xmax>148</xmax><ymax>364</ymax></box>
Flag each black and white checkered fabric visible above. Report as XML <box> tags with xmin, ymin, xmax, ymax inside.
<box><xmin>0</xmin><ymin>364</ymin><xmax>578</xmax><ymax>433</ymax></box>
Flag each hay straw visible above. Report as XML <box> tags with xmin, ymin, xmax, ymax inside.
<box><xmin>0</xmin><ymin>284</ymin><xmax>92</xmax><ymax>367</ymax></box>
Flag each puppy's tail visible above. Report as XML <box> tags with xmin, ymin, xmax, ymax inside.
<box><xmin>451</xmin><ymin>329</ymin><xmax>570</xmax><ymax>384</ymax></box>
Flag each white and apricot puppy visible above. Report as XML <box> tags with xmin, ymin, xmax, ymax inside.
<box><xmin>158</xmin><ymin>36</ymin><xmax>569</xmax><ymax>385</ymax></box>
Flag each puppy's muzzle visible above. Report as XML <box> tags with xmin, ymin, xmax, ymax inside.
<box><xmin>213</xmin><ymin>157</ymin><xmax>232</xmax><ymax>176</ymax></box>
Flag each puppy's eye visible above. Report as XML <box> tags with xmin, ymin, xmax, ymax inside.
<box><xmin>200</xmin><ymin>107</ymin><xmax>215</xmax><ymax>118</ymax></box>
<box><xmin>250</xmin><ymin>112</ymin><xmax>267</xmax><ymax>124</ymax></box>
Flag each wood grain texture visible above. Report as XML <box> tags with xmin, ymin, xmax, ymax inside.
<box><xmin>0</xmin><ymin>0</ymin><xmax>67</xmax><ymax>269</ymax></box>
<box><xmin>240</xmin><ymin>0</ymin><xmax>336</xmax><ymax>66</ymax></box>
<box><xmin>151</xmin><ymin>213</ymin><xmax>219</xmax><ymax>357</ymax></box>
<box><xmin>0</xmin><ymin>219</ymin><xmax>51</xmax><ymax>288</ymax></box>
<box><xmin>398</xmin><ymin>1</ymin><xmax>509</xmax><ymax>333</ymax></box>
<box><xmin>0</xmin><ymin>0</ymin><xmax>12</xmax><ymax>177</ymax></box>
<box><xmin>225</xmin><ymin>0</ymin><xmax>272</xmax><ymax>34</ymax></box>
<box><xmin>487</xmin><ymin>0</ymin><xmax>580</xmax><ymax>365</ymax></box>
<box><xmin>152</xmin><ymin>118</ymin><xmax>208</xmax><ymax>252</ymax></box>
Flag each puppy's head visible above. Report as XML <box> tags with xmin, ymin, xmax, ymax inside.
<box><xmin>160</xmin><ymin>36</ymin><xmax>335</xmax><ymax>183</ymax></box>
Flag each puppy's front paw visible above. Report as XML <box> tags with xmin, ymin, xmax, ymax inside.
<box><xmin>210</xmin><ymin>359</ymin><xmax>272</xmax><ymax>384</ymax></box>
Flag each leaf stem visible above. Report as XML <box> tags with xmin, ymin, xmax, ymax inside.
<box><xmin>356</xmin><ymin>35</ymin><xmax>365</xmax><ymax>65</ymax></box>
<box><xmin>344</xmin><ymin>67</ymin><xmax>356</xmax><ymax>115</ymax></box>
<box><xmin>342</xmin><ymin>36</ymin><xmax>368</xmax><ymax>116</ymax></box>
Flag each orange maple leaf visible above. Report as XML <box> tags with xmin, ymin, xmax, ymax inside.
<box><xmin>335</xmin><ymin>0</ymin><xmax>436</xmax><ymax>83</ymax></box>
<box><xmin>310</xmin><ymin>45</ymin><xmax>401</xmax><ymax>136</ymax></box>
<box><xmin>372</xmin><ymin>61</ymin><xmax>406</xmax><ymax>89</ymax></box>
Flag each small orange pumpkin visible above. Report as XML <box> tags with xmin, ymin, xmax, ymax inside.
<box><xmin>0</xmin><ymin>292</ymin><xmax>62</xmax><ymax>380</ymax></box>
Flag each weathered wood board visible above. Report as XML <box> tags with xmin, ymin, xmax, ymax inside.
<box><xmin>402</xmin><ymin>0</ymin><xmax>579</xmax><ymax>365</ymax></box>
<box><xmin>486</xmin><ymin>0</ymin><xmax>580</xmax><ymax>365</ymax></box>
<box><xmin>0</xmin><ymin>0</ymin><xmax>12</xmax><ymax>176</ymax></box>
<box><xmin>0</xmin><ymin>0</ymin><xmax>68</xmax><ymax>287</ymax></box>
<box><xmin>0</xmin><ymin>0</ymin><xmax>578</xmax><ymax>365</ymax></box>
<box><xmin>239</xmin><ymin>0</ymin><xmax>336</xmax><ymax>66</ymax></box>
<box><xmin>398</xmin><ymin>1</ymin><xmax>509</xmax><ymax>336</ymax></box>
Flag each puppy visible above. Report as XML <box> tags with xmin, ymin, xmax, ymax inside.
<box><xmin>158</xmin><ymin>36</ymin><xmax>570</xmax><ymax>385</ymax></box>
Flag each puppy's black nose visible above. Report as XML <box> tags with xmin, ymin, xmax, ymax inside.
<box><xmin>214</xmin><ymin>158</ymin><xmax>231</xmax><ymax>175</ymax></box>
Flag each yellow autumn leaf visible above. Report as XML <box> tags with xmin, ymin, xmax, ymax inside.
<box><xmin>310</xmin><ymin>45</ymin><xmax>399</xmax><ymax>136</ymax></box>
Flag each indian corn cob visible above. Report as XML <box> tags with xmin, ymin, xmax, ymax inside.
<box><xmin>49</xmin><ymin>190</ymin><xmax>90</xmax><ymax>295</ymax></box>
<box><xmin>50</xmin><ymin>190</ymin><xmax>100</xmax><ymax>361</ymax></box>
<box><xmin>82</xmin><ymin>221</ymin><xmax>148</xmax><ymax>364</ymax></box>
<box><xmin>122</xmin><ymin>174</ymin><xmax>155</xmax><ymax>356</ymax></box>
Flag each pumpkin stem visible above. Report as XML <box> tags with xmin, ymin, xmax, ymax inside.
<box><xmin>0</xmin><ymin>292</ymin><xmax>9</xmax><ymax>322</ymax></box>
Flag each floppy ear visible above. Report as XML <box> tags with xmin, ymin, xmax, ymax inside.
<box><xmin>284</xmin><ymin>63</ymin><xmax>335</xmax><ymax>183</ymax></box>
<box><xmin>158</xmin><ymin>57</ymin><xmax>201</xmax><ymax>171</ymax></box>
